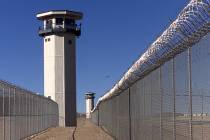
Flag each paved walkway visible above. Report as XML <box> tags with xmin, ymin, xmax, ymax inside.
<box><xmin>74</xmin><ymin>118</ymin><xmax>113</xmax><ymax>140</ymax></box>
<box><xmin>28</xmin><ymin>127</ymin><xmax>75</xmax><ymax>140</ymax></box>
<box><xmin>29</xmin><ymin>118</ymin><xmax>113</xmax><ymax>140</ymax></box>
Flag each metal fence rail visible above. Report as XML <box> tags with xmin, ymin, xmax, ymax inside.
<box><xmin>0</xmin><ymin>80</ymin><xmax>59</xmax><ymax>140</ymax></box>
<box><xmin>91</xmin><ymin>26</ymin><xmax>210</xmax><ymax>140</ymax></box>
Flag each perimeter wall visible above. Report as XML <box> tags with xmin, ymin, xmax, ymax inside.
<box><xmin>0</xmin><ymin>80</ymin><xmax>59</xmax><ymax>140</ymax></box>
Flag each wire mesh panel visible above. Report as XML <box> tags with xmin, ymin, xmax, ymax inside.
<box><xmin>191</xmin><ymin>34</ymin><xmax>210</xmax><ymax>140</ymax></box>
<box><xmin>0</xmin><ymin>80</ymin><xmax>59</xmax><ymax>140</ymax></box>
<box><xmin>112</xmin><ymin>96</ymin><xmax>119</xmax><ymax>139</ymax></box>
<box><xmin>0</xmin><ymin>85</ymin><xmax>4</xmax><ymax>139</ymax></box>
<box><xmin>130</xmin><ymin>79</ymin><xmax>144</xmax><ymax>140</ymax></box>
<box><xmin>4</xmin><ymin>86</ymin><xmax>10</xmax><ymax>140</ymax></box>
<box><xmin>91</xmin><ymin>33</ymin><xmax>210</xmax><ymax>140</ymax></box>
<box><xmin>34</xmin><ymin>95</ymin><xmax>38</xmax><ymax>134</ymax></box>
<box><xmin>98</xmin><ymin>101</ymin><xmax>104</xmax><ymax>127</ymax></box>
<box><xmin>174</xmin><ymin>50</ymin><xmax>191</xmax><ymax>140</ymax></box>
<box><xmin>20</xmin><ymin>93</ymin><xmax>26</xmax><ymax>139</ymax></box>
<box><xmin>10</xmin><ymin>88</ymin><xmax>15</xmax><ymax>140</ymax></box>
<box><xmin>91</xmin><ymin>109</ymin><xmax>98</xmax><ymax>125</ymax></box>
<box><xmin>143</xmin><ymin>74</ymin><xmax>153</xmax><ymax>140</ymax></box>
<box><xmin>40</xmin><ymin>96</ymin><xmax>44</xmax><ymax>132</ymax></box>
<box><xmin>90</xmin><ymin>0</ymin><xmax>209</xmax><ymax>137</ymax></box>
<box><xmin>161</xmin><ymin>60</ymin><xmax>174</xmax><ymax>140</ymax></box>
<box><xmin>42</xmin><ymin>98</ymin><xmax>46</xmax><ymax>131</ymax></box>
<box><xmin>15</xmin><ymin>90</ymin><xmax>20</xmax><ymax>140</ymax></box>
<box><xmin>151</xmin><ymin>68</ymin><xmax>161</xmax><ymax>140</ymax></box>
<box><xmin>28</xmin><ymin>93</ymin><xmax>32</xmax><ymax>136</ymax></box>
<box><xmin>118</xmin><ymin>89</ymin><xmax>130</xmax><ymax>140</ymax></box>
<box><xmin>104</xmin><ymin>99</ymin><xmax>112</xmax><ymax>135</ymax></box>
<box><xmin>37</xmin><ymin>96</ymin><xmax>41</xmax><ymax>132</ymax></box>
<box><xmin>31</xmin><ymin>95</ymin><xmax>36</xmax><ymax>135</ymax></box>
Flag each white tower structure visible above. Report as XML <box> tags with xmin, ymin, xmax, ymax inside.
<box><xmin>37</xmin><ymin>10</ymin><xmax>83</xmax><ymax>127</ymax></box>
<box><xmin>85</xmin><ymin>92</ymin><xmax>95</xmax><ymax>119</ymax></box>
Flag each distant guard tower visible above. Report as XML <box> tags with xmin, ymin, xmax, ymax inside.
<box><xmin>85</xmin><ymin>92</ymin><xmax>95</xmax><ymax>119</ymax></box>
<box><xmin>37</xmin><ymin>10</ymin><xmax>83</xmax><ymax>126</ymax></box>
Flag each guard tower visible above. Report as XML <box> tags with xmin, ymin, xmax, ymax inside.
<box><xmin>85</xmin><ymin>92</ymin><xmax>95</xmax><ymax>119</ymax></box>
<box><xmin>37</xmin><ymin>10</ymin><xmax>83</xmax><ymax>127</ymax></box>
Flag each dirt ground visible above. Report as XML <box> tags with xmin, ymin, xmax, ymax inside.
<box><xmin>29</xmin><ymin>118</ymin><xmax>113</xmax><ymax>140</ymax></box>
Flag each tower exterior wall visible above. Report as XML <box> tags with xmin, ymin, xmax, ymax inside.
<box><xmin>64</xmin><ymin>34</ymin><xmax>77</xmax><ymax>126</ymax></box>
<box><xmin>86</xmin><ymin>98</ymin><xmax>94</xmax><ymax>119</ymax></box>
<box><xmin>44</xmin><ymin>34</ymin><xmax>76</xmax><ymax>126</ymax></box>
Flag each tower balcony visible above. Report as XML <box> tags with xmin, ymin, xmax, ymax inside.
<box><xmin>38</xmin><ymin>23</ymin><xmax>81</xmax><ymax>37</ymax></box>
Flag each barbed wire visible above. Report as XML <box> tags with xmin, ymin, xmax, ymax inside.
<box><xmin>93</xmin><ymin>0</ymin><xmax>210</xmax><ymax>112</ymax></box>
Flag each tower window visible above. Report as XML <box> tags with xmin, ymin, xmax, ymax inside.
<box><xmin>45</xmin><ymin>39</ymin><xmax>48</xmax><ymax>42</ymax></box>
<box><xmin>56</xmin><ymin>18</ymin><xmax>63</xmax><ymax>25</ymax></box>
<box><xmin>65</xmin><ymin>19</ymin><xmax>75</xmax><ymax>26</ymax></box>
<box><xmin>48</xmin><ymin>38</ymin><xmax>51</xmax><ymax>42</ymax></box>
<box><xmin>46</xmin><ymin>20</ymin><xmax>52</xmax><ymax>29</ymax></box>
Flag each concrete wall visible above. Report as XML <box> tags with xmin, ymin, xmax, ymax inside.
<box><xmin>44</xmin><ymin>33</ymin><xmax>76</xmax><ymax>127</ymax></box>
<box><xmin>0</xmin><ymin>80</ymin><xmax>59</xmax><ymax>140</ymax></box>
<box><xmin>64</xmin><ymin>34</ymin><xmax>77</xmax><ymax>126</ymax></box>
<box><xmin>91</xmin><ymin>33</ymin><xmax>210</xmax><ymax>140</ymax></box>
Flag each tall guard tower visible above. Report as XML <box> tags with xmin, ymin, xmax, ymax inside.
<box><xmin>37</xmin><ymin>10</ymin><xmax>83</xmax><ymax>126</ymax></box>
<box><xmin>85</xmin><ymin>92</ymin><xmax>95</xmax><ymax>119</ymax></box>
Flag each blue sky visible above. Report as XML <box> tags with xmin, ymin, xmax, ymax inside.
<box><xmin>0</xmin><ymin>0</ymin><xmax>188</xmax><ymax>113</ymax></box>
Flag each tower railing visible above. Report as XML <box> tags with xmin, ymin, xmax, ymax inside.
<box><xmin>38</xmin><ymin>23</ymin><xmax>81</xmax><ymax>37</ymax></box>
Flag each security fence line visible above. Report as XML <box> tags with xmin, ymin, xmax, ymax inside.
<box><xmin>0</xmin><ymin>80</ymin><xmax>59</xmax><ymax>140</ymax></box>
<box><xmin>91</xmin><ymin>33</ymin><xmax>210</xmax><ymax>140</ymax></box>
<box><xmin>91</xmin><ymin>0</ymin><xmax>210</xmax><ymax>140</ymax></box>
<box><xmin>95</xmin><ymin>0</ymin><xmax>209</xmax><ymax>104</ymax></box>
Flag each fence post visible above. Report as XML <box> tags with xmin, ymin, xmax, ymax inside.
<box><xmin>188</xmin><ymin>47</ymin><xmax>193</xmax><ymax>140</ymax></box>
<box><xmin>160</xmin><ymin>67</ymin><xmax>163</xmax><ymax>140</ymax></box>
<box><xmin>3</xmin><ymin>88</ymin><xmax>5</xmax><ymax>140</ymax></box>
<box><xmin>172</xmin><ymin>58</ymin><xmax>176</xmax><ymax>140</ymax></box>
<box><xmin>13</xmin><ymin>88</ymin><xmax>16</xmax><ymax>140</ymax></box>
<box><xmin>98</xmin><ymin>109</ymin><xmax>100</xmax><ymax>126</ymax></box>
<box><xmin>8</xmin><ymin>87</ymin><xmax>11</xmax><ymax>140</ymax></box>
<box><xmin>129</xmin><ymin>88</ymin><xmax>131</xmax><ymax>140</ymax></box>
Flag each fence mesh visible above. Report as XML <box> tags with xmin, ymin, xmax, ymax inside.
<box><xmin>91</xmin><ymin>33</ymin><xmax>210</xmax><ymax>140</ymax></box>
<box><xmin>0</xmin><ymin>81</ymin><xmax>59</xmax><ymax>140</ymax></box>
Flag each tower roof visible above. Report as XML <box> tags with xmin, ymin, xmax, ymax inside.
<box><xmin>85</xmin><ymin>92</ymin><xmax>96</xmax><ymax>96</ymax></box>
<box><xmin>37</xmin><ymin>10</ymin><xmax>83</xmax><ymax>20</ymax></box>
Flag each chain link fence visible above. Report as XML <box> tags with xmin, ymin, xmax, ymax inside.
<box><xmin>0</xmin><ymin>81</ymin><xmax>59</xmax><ymax>140</ymax></box>
<box><xmin>91</xmin><ymin>32</ymin><xmax>210</xmax><ymax>139</ymax></box>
